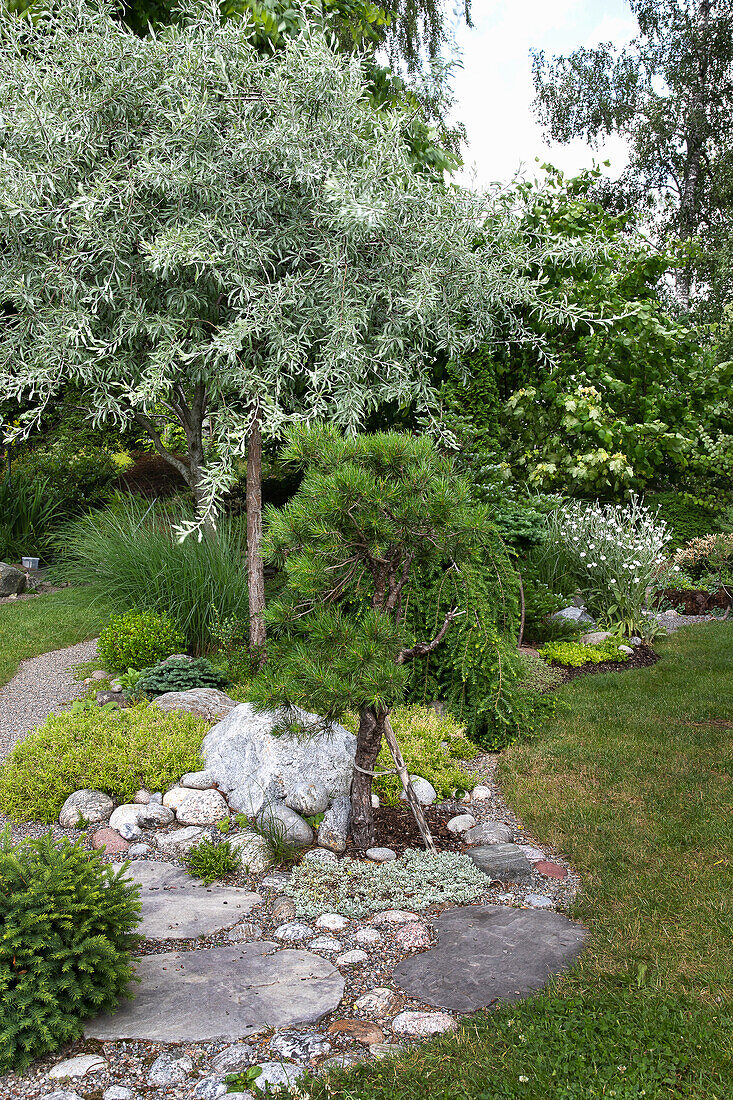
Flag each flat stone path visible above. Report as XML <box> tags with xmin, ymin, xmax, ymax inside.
<box><xmin>86</xmin><ymin>943</ymin><xmax>345</xmax><ymax>1042</ymax></box>
<box><xmin>392</xmin><ymin>904</ymin><xmax>588</xmax><ymax>1011</ymax></box>
<box><xmin>0</xmin><ymin>637</ymin><xmax>98</xmax><ymax>760</ymax></box>
<box><xmin>123</xmin><ymin>860</ymin><xmax>263</xmax><ymax>940</ymax></box>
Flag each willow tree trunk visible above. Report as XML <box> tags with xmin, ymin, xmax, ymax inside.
<box><xmin>247</xmin><ymin>410</ymin><xmax>267</xmax><ymax>658</ymax></box>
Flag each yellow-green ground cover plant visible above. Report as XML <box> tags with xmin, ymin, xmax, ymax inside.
<box><xmin>0</xmin><ymin>702</ymin><xmax>204</xmax><ymax>822</ymax></box>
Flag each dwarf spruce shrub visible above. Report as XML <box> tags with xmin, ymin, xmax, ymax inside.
<box><xmin>0</xmin><ymin>703</ymin><xmax>204</xmax><ymax>822</ymax></box>
<box><xmin>130</xmin><ymin>655</ymin><xmax>227</xmax><ymax>700</ymax></box>
<box><xmin>98</xmin><ymin>609</ymin><xmax>185</xmax><ymax>673</ymax></box>
<box><xmin>0</xmin><ymin>829</ymin><xmax>141</xmax><ymax>1074</ymax></box>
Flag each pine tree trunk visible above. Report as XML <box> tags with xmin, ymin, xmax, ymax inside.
<box><xmin>247</xmin><ymin>409</ymin><xmax>267</xmax><ymax>658</ymax></box>
<box><xmin>350</xmin><ymin>706</ymin><xmax>384</xmax><ymax>849</ymax></box>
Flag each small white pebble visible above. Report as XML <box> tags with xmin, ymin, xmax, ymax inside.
<box><xmin>335</xmin><ymin>949</ymin><xmax>369</xmax><ymax>967</ymax></box>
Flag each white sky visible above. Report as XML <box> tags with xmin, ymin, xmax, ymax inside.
<box><xmin>450</xmin><ymin>0</ymin><xmax>638</xmax><ymax>187</ymax></box>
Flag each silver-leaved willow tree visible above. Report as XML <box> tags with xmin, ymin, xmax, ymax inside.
<box><xmin>0</xmin><ymin>0</ymin><xmax>601</xmax><ymax>654</ymax></box>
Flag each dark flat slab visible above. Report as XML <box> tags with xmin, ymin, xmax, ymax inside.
<box><xmin>392</xmin><ymin>905</ymin><xmax>587</xmax><ymax>1012</ymax></box>
<box><xmin>86</xmin><ymin>943</ymin><xmax>344</xmax><ymax>1042</ymax></box>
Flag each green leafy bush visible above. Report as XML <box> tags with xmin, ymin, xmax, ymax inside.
<box><xmin>539</xmin><ymin>639</ymin><xmax>630</xmax><ymax>667</ymax></box>
<box><xmin>286</xmin><ymin>848</ymin><xmax>490</xmax><ymax>919</ymax></box>
<box><xmin>16</xmin><ymin>440</ymin><xmax>128</xmax><ymax>519</ymax></box>
<box><xmin>0</xmin><ymin>703</ymin><xmax>204</xmax><ymax>822</ymax></box>
<box><xmin>55</xmin><ymin>498</ymin><xmax>249</xmax><ymax>653</ymax></box>
<box><xmin>0</xmin><ymin>829</ymin><xmax>141</xmax><ymax>1073</ymax></box>
<box><xmin>129</xmin><ymin>655</ymin><xmax>228</xmax><ymax>700</ymax></box>
<box><xmin>343</xmin><ymin>706</ymin><xmax>478</xmax><ymax>807</ymax></box>
<box><xmin>98</xmin><ymin>610</ymin><xmax>185</xmax><ymax>674</ymax></box>
<box><xmin>647</xmin><ymin>491</ymin><xmax>724</xmax><ymax>548</ymax></box>
<box><xmin>186</xmin><ymin>837</ymin><xmax>240</xmax><ymax>884</ymax></box>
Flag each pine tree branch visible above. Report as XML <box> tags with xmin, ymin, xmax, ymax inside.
<box><xmin>395</xmin><ymin>606</ymin><xmax>463</xmax><ymax>664</ymax></box>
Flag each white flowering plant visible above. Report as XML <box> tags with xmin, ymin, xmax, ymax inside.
<box><xmin>539</xmin><ymin>495</ymin><xmax>672</xmax><ymax>636</ymax></box>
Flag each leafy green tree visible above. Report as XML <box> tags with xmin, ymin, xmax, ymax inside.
<box><xmin>439</xmin><ymin>167</ymin><xmax>733</xmax><ymax>497</ymax></box>
<box><xmin>532</xmin><ymin>0</ymin><xmax>733</xmax><ymax>306</ymax></box>
<box><xmin>0</xmin><ymin>1</ymin><xmax>599</xmax><ymax>650</ymax></box>
<box><xmin>251</xmin><ymin>428</ymin><xmax>506</xmax><ymax>848</ymax></box>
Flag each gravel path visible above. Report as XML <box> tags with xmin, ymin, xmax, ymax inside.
<box><xmin>657</xmin><ymin>611</ymin><xmax>722</xmax><ymax>632</ymax></box>
<box><xmin>0</xmin><ymin>637</ymin><xmax>98</xmax><ymax>762</ymax></box>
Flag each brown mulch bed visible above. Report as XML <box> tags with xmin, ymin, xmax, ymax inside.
<box><xmin>345</xmin><ymin>802</ymin><xmax>462</xmax><ymax>857</ymax></box>
<box><xmin>655</xmin><ymin>587</ymin><xmax>731</xmax><ymax>614</ymax></box>
<box><xmin>550</xmin><ymin>643</ymin><xmax>660</xmax><ymax>684</ymax></box>
<box><xmin>115</xmin><ymin>451</ymin><xmax>187</xmax><ymax>498</ymax></box>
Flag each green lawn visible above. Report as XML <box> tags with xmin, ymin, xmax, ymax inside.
<box><xmin>0</xmin><ymin>587</ymin><xmax>110</xmax><ymax>688</ymax></box>
<box><xmin>296</xmin><ymin>624</ymin><xmax>733</xmax><ymax>1100</ymax></box>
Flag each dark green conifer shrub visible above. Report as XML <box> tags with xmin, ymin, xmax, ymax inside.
<box><xmin>0</xmin><ymin>830</ymin><xmax>141</xmax><ymax>1074</ymax></box>
<box><xmin>129</xmin><ymin>655</ymin><xmax>228</xmax><ymax>700</ymax></box>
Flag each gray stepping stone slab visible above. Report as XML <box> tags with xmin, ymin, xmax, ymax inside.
<box><xmin>86</xmin><ymin>943</ymin><xmax>345</xmax><ymax>1042</ymax></box>
<box><xmin>123</xmin><ymin>860</ymin><xmax>262</xmax><ymax>940</ymax></box>
<box><xmin>392</xmin><ymin>905</ymin><xmax>587</xmax><ymax>1012</ymax></box>
<box><xmin>466</xmin><ymin>843</ymin><xmax>533</xmax><ymax>880</ymax></box>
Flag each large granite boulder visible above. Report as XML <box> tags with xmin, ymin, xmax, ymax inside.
<box><xmin>0</xmin><ymin>562</ymin><xmax>27</xmax><ymax>597</ymax></box>
<box><xmin>202</xmin><ymin>704</ymin><xmax>356</xmax><ymax>817</ymax></box>
<box><xmin>153</xmin><ymin>689</ymin><xmax>238</xmax><ymax>723</ymax></box>
<box><xmin>59</xmin><ymin>789</ymin><xmax>114</xmax><ymax>828</ymax></box>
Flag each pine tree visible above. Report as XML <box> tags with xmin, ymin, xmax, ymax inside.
<box><xmin>250</xmin><ymin>427</ymin><xmax>509</xmax><ymax>848</ymax></box>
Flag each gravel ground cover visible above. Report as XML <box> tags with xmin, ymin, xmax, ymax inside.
<box><xmin>0</xmin><ymin>637</ymin><xmax>99</xmax><ymax>763</ymax></box>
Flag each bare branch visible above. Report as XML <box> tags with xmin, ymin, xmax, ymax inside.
<box><xmin>395</xmin><ymin>606</ymin><xmax>464</xmax><ymax>664</ymax></box>
<box><xmin>132</xmin><ymin>410</ymin><xmax>190</xmax><ymax>482</ymax></box>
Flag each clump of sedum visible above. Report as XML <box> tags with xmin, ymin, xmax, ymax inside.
<box><xmin>285</xmin><ymin>848</ymin><xmax>490</xmax><ymax>919</ymax></box>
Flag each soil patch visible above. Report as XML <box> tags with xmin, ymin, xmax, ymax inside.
<box><xmin>549</xmin><ymin>644</ymin><xmax>660</xmax><ymax>684</ymax></box>
<box><xmin>346</xmin><ymin>802</ymin><xmax>461</xmax><ymax>857</ymax></box>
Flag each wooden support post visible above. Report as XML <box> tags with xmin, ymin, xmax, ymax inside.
<box><xmin>383</xmin><ymin>714</ymin><xmax>436</xmax><ymax>853</ymax></box>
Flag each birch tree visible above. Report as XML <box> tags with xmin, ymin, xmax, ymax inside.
<box><xmin>0</xmin><ymin>0</ymin><xmax>602</xmax><ymax>651</ymax></box>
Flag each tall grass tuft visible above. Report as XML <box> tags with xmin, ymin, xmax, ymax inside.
<box><xmin>0</xmin><ymin>473</ymin><xmax>63</xmax><ymax>563</ymax></box>
<box><xmin>53</xmin><ymin>498</ymin><xmax>248</xmax><ymax>653</ymax></box>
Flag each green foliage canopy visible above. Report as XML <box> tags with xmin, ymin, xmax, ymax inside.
<box><xmin>0</xmin><ymin>0</ymin><xmax>599</xmax><ymax>528</ymax></box>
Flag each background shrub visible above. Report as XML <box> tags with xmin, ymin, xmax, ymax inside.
<box><xmin>0</xmin><ymin>829</ymin><xmax>140</xmax><ymax>1073</ymax></box>
<box><xmin>55</xmin><ymin>498</ymin><xmax>249</xmax><ymax>653</ymax></box>
<box><xmin>130</xmin><ymin>655</ymin><xmax>228</xmax><ymax>699</ymax></box>
<box><xmin>98</xmin><ymin>610</ymin><xmax>185</xmax><ymax>673</ymax></box>
<box><xmin>647</xmin><ymin>490</ymin><xmax>725</xmax><ymax>548</ymax></box>
<box><xmin>0</xmin><ymin>703</ymin><xmax>204</xmax><ymax>822</ymax></box>
<box><xmin>16</xmin><ymin>440</ymin><xmax>129</xmax><ymax>518</ymax></box>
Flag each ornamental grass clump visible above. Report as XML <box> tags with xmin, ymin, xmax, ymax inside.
<box><xmin>0</xmin><ymin>829</ymin><xmax>141</xmax><ymax>1074</ymax></box>
<box><xmin>285</xmin><ymin>849</ymin><xmax>490</xmax><ymax>919</ymax></box>
<box><xmin>539</xmin><ymin>495</ymin><xmax>670</xmax><ymax>634</ymax></box>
